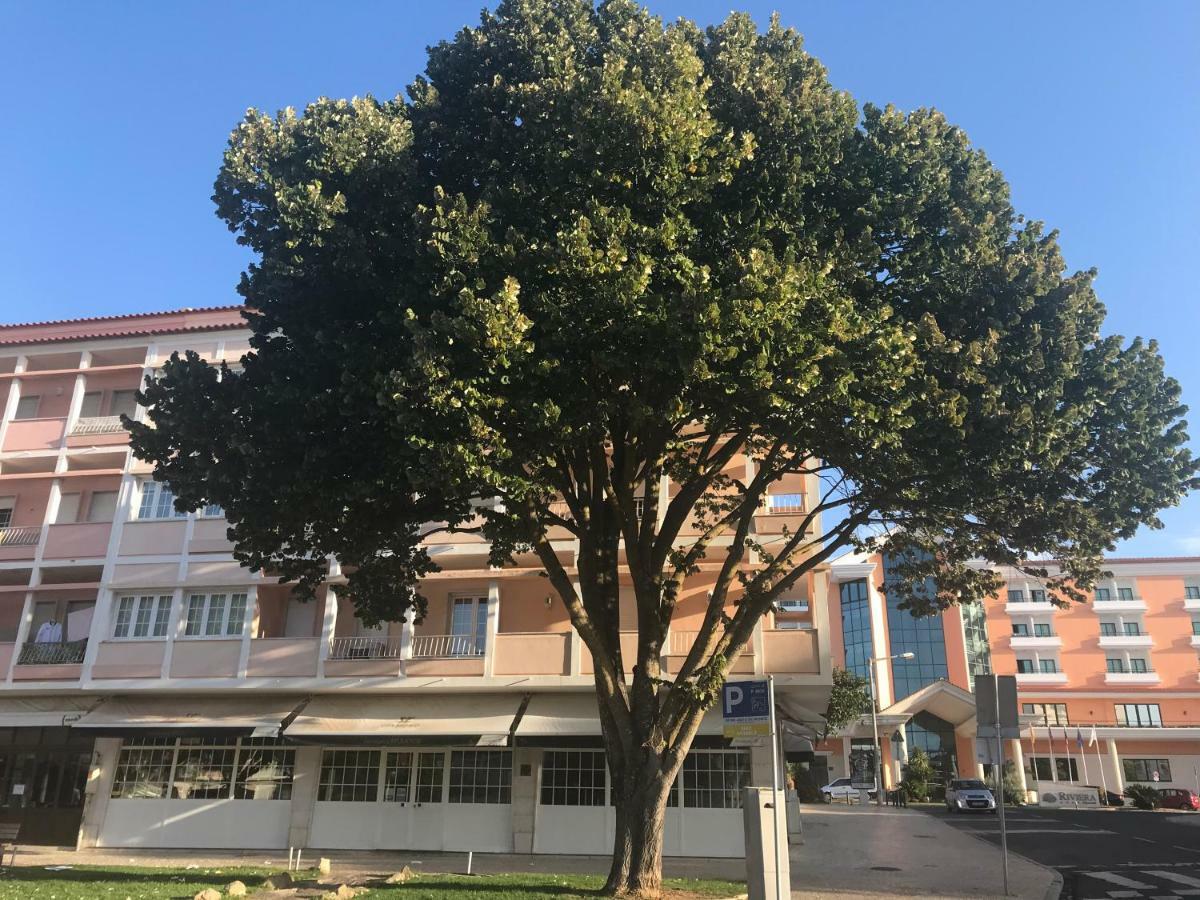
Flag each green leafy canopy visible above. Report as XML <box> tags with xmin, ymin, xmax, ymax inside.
<box><xmin>130</xmin><ymin>1</ymin><xmax>1194</xmax><ymax>659</ymax></box>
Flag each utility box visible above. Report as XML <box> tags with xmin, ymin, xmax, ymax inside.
<box><xmin>742</xmin><ymin>786</ymin><xmax>790</xmax><ymax>900</ymax></box>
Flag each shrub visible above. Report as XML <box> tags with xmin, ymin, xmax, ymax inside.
<box><xmin>987</xmin><ymin>760</ymin><xmax>1027</xmax><ymax>806</ymax></box>
<box><xmin>901</xmin><ymin>749</ymin><xmax>933</xmax><ymax>801</ymax></box>
<box><xmin>1125</xmin><ymin>784</ymin><xmax>1161</xmax><ymax>810</ymax></box>
<box><xmin>791</xmin><ymin>766</ymin><xmax>824</xmax><ymax>804</ymax></box>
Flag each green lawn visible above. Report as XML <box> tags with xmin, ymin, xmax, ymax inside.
<box><xmin>0</xmin><ymin>865</ymin><xmax>744</xmax><ymax>899</ymax></box>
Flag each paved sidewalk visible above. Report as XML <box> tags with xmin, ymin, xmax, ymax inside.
<box><xmin>12</xmin><ymin>805</ymin><xmax>1060</xmax><ymax>899</ymax></box>
<box><xmin>790</xmin><ymin>804</ymin><xmax>1060</xmax><ymax>899</ymax></box>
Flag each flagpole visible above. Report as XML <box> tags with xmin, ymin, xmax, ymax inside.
<box><xmin>1091</xmin><ymin>726</ymin><xmax>1108</xmax><ymax>804</ymax></box>
<box><xmin>1077</xmin><ymin>728</ymin><xmax>1089</xmax><ymax>785</ymax></box>
<box><xmin>1062</xmin><ymin>727</ymin><xmax>1074</xmax><ymax>783</ymax></box>
<box><xmin>1044</xmin><ymin>714</ymin><xmax>1057</xmax><ymax>783</ymax></box>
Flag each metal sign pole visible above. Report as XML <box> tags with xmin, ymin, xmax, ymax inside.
<box><xmin>768</xmin><ymin>675</ymin><xmax>783</xmax><ymax>900</ymax></box>
<box><xmin>994</xmin><ymin>683</ymin><xmax>1009</xmax><ymax>897</ymax></box>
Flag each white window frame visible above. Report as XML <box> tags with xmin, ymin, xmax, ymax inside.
<box><xmin>136</xmin><ymin>480</ymin><xmax>186</xmax><ymax>521</ymax></box>
<box><xmin>181</xmin><ymin>590</ymin><xmax>250</xmax><ymax>639</ymax></box>
<box><xmin>112</xmin><ymin>593</ymin><xmax>174</xmax><ymax>640</ymax></box>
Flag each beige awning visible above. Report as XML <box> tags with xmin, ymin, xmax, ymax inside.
<box><xmin>284</xmin><ymin>693</ymin><xmax>524</xmax><ymax>743</ymax></box>
<box><xmin>515</xmin><ymin>692</ymin><xmax>724</xmax><ymax>736</ymax></box>
<box><xmin>0</xmin><ymin>696</ymin><xmax>100</xmax><ymax>728</ymax></box>
<box><xmin>73</xmin><ymin>695</ymin><xmax>304</xmax><ymax>735</ymax></box>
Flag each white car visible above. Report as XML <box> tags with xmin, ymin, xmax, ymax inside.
<box><xmin>945</xmin><ymin>778</ymin><xmax>997</xmax><ymax>813</ymax></box>
<box><xmin>820</xmin><ymin>777</ymin><xmax>877</xmax><ymax>802</ymax></box>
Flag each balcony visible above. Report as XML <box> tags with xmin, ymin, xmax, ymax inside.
<box><xmin>755</xmin><ymin>493</ymin><xmax>809</xmax><ymax>536</ymax></box>
<box><xmin>1</xmin><ymin>418</ymin><xmax>65</xmax><ymax>452</ymax></box>
<box><xmin>42</xmin><ymin>522</ymin><xmax>111</xmax><ymax>559</ymax></box>
<box><xmin>0</xmin><ymin>525</ymin><xmax>40</xmax><ymax>560</ymax></box>
<box><xmin>69</xmin><ymin>415</ymin><xmax>125</xmax><ymax>436</ymax></box>
<box><xmin>1094</xmin><ymin>595</ymin><xmax>1147</xmax><ymax>612</ymax></box>
<box><xmin>1010</xmin><ymin>634</ymin><xmax>1062</xmax><ymax>649</ymax></box>
<box><xmin>1190</xmin><ymin>633</ymin><xmax>1200</xmax><ymax>650</ymax></box>
<box><xmin>12</xmin><ymin>638</ymin><xmax>87</xmax><ymax>681</ymax></box>
<box><xmin>1185</xmin><ymin>595</ymin><xmax>1200</xmax><ymax>612</ymax></box>
<box><xmin>407</xmin><ymin>633</ymin><xmax>485</xmax><ymax>677</ymax></box>
<box><xmin>1098</xmin><ymin>633</ymin><xmax>1153</xmax><ymax>650</ymax></box>
<box><xmin>1105</xmin><ymin>670</ymin><xmax>1160</xmax><ymax>685</ymax></box>
<box><xmin>1015</xmin><ymin>670</ymin><xmax>1068</xmax><ymax>685</ymax></box>
<box><xmin>324</xmin><ymin>634</ymin><xmax>404</xmax><ymax>678</ymax></box>
<box><xmin>1004</xmin><ymin>598</ymin><xmax>1056</xmax><ymax>615</ymax></box>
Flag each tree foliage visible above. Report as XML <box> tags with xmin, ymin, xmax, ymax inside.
<box><xmin>820</xmin><ymin>667</ymin><xmax>870</xmax><ymax>739</ymax></box>
<box><xmin>127</xmin><ymin>0</ymin><xmax>1196</xmax><ymax>892</ymax></box>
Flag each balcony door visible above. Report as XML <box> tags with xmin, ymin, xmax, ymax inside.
<box><xmin>449</xmin><ymin>596</ymin><xmax>487</xmax><ymax>656</ymax></box>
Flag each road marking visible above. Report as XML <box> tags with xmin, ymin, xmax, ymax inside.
<box><xmin>1146</xmin><ymin>869</ymin><xmax>1200</xmax><ymax>889</ymax></box>
<box><xmin>1084</xmin><ymin>871</ymin><xmax>1157</xmax><ymax>889</ymax></box>
<box><xmin>1134</xmin><ymin>836</ymin><xmax>1156</xmax><ymax>843</ymax></box>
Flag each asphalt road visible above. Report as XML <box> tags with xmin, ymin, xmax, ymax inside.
<box><xmin>929</xmin><ymin>804</ymin><xmax>1200</xmax><ymax>898</ymax></box>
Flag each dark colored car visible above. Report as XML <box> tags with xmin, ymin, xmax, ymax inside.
<box><xmin>1158</xmin><ymin>788</ymin><xmax>1200</xmax><ymax>811</ymax></box>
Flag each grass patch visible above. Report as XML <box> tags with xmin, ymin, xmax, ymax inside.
<box><xmin>0</xmin><ymin>866</ymin><xmax>744</xmax><ymax>899</ymax></box>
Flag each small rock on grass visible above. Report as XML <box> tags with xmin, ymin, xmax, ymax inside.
<box><xmin>318</xmin><ymin>857</ymin><xmax>333</xmax><ymax>875</ymax></box>
<box><xmin>322</xmin><ymin>885</ymin><xmax>367</xmax><ymax>899</ymax></box>
<box><xmin>262</xmin><ymin>871</ymin><xmax>294</xmax><ymax>890</ymax></box>
<box><xmin>193</xmin><ymin>890</ymin><xmax>221</xmax><ymax>900</ymax></box>
<box><xmin>226</xmin><ymin>881</ymin><xmax>248</xmax><ymax>896</ymax></box>
<box><xmin>385</xmin><ymin>866</ymin><xmax>416</xmax><ymax>884</ymax></box>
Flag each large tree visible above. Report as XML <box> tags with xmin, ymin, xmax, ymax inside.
<box><xmin>128</xmin><ymin>1</ymin><xmax>1196</xmax><ymax>894</ymax></box>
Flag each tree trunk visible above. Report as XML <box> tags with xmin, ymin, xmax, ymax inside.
<box><xmin>605</xmin><ymin>756</ymin><xmax>673</xmax><ymax>898</ymax></box>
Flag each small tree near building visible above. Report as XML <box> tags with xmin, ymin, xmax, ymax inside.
<box><xmin>127</xmin><ymin>1</ymin><xmax>1196</xmax><ymax>894</ymax></box>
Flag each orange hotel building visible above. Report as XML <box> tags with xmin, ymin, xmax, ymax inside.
<box><xmin>821</xmin><ymin>552</ymin><xmax>1200</xmax><ymax>801</ymax></box>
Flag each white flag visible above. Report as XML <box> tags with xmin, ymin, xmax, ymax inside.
<box><xmin>1088</xmin><ymin>725</ymin><xmax>1098</xmax><ymax>747</ymax></box>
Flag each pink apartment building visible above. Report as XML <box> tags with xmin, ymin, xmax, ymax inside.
<box><xmin>0</xmin><ymin>307</ymin><xmax>833</xmax><ymax>855</ymax></box>
<box><xmin>820</xmin><ymin>552</ymin><xmax>1200</xmax><ymax>802</ymax></box>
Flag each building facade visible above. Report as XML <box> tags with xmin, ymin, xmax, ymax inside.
<box><xmin>822</xmin><ymin>552</ymin><xmax>1200</xmax><ymax>800</ymax></box>
<box><xmin>0</xmin><ymin>307</ymin><xmax>833</xmax><ymax>854</ymax></box>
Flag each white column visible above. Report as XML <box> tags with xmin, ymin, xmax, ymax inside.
<box><xmin>236</xmin><ymin>587</ymin><xmax>256</xmax><ymax>678</ymax></box>
<box><xmin>76</xmin><ymin>737</ymin><xmax>121</xmax><ymax>849</ymax></box>
<box><xmin>866</xmin><ymin>579</ymin><xmax>893</xmax><ymax>706</ymax></box>
<box><xmin>483</xmin><ymin>578</ymin><xmax>501</xmax><ymax>676</ymax></box>
<box><xmin>64</xmin><ymin>350</ymin><xmax>92</xmax><ymax>439</ymax></box>
<box><xmin>810</xmin><ymin>570</ymin><xmax>832</xmax><ymax>676</ymax></box>
<box><xmin>0</xmin><ymin>354</ymin><xmax>28</xmax><ymax>451</ymax></box>
<box><xmin>5</xmin><ymin>592</ymin><xmax>35</xmax><ymax>680</ymax></box>
<box><xmin>81</xmin><ymin>462</ymin><xmax>138</xmax><ymax>684</ymax></box>
<box><xmin>159</xmin><ymin>588</ymin><xmax>187</xmax><ymax>679</ymax></box>
<box><xmin>400</xmin><ymin>606</ymin><xmax>415</xmax><ymax>661</ymax></box>
<box><xmin>752</xmin><ymin>619</ymin><xmax>766</xmax><ymax>675</ymax></box>
<box><xmin>317</xmin><ymin>587</ymin><xmax>338</xmax><ymax>677</ymax></box>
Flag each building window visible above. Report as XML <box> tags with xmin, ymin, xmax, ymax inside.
<box><xmin>540</xmin><ymin>750</ymin><xmax>606</xmax><ymax>806</ymax></box>
<box><xmin>1029</xmin><ymin>589</ymin><xmax>1046</xmax><ymax>603</ymax></box>
<box><xmin>1130</xmin><ymin>658</ymin><xmax>1148</xmax><ymax>674</ymax></box>
<box><xmin>1022</xmin><ymin>703</ymin><xmax>1068</xmax><ymax>726</ymax></box>
<box><xmin>960</xmin><ymin>600</ymin><xmax>991</xmax><ymax>693</ymax></box>
<box><xmin>1186</xmin><ymin>586</ymin><xmax>1200</xmax><ymax>600</ymax></box>
<box><xmin>0</xmin><ymin>499</ymin><xmax>12</xmax><ymax>530</ymax></box>
<box><xmin>200</xmin><ymin>501</ymin><xmax>225</xmax><ymax>518</ymax></box>
<box><xmin>112</xmin><ymin>737</ymin><xmax>293</xmax><ymax>801</ymax></box>
<box><xmin>172</xmin><ymin>738</ymin><xmax>237</xmax><ymax>800</ymax></box>
<box><xmin>1033</xmin><ymin>623</ymin><xmax>1052</xmax><ymax>637</ymax></box>
<box><xmin>383</xmin><ymin>752</ymin><xmax>414</xmax><ymax>803</ymax></box>
<box><xmin>449</xmin><ymin>596</ymin><xmax>488</xmax><ymax>655</ymax></box>
<box><xmin>111</xmin><ymin>737</ymin><xmax>175</xmax><ymax>799</ymax></box>
<box><xmin>318</xmin><ymin>750</ymin><xmax>381</xmax><ymax>802</ymax></box>
<box><xmin>1117</xmin><ymin>587</ymin><xmax>1134</xmax><ymax>600</ymax></box>
<box><xmin>1100</xmin><ymin>622</ymin><xmax>1117</xmax><ymax>636</ymax></box>
<box><xmin>1094</xmin><ymin>588</ymin><xmax>1111</xmax><ymax>601</ymax></box>
<box><xmin>683</xmin><ymin>750</ymin><xmax>749</xmax><ymax>809</ymax></box>
<box><xmin>1038</xmin><ymin>659</ymin><xmax>1058</xmax><ymax>674</ymax></box>
<box><xmin>1123</xmin><ymin>622</ymin><xmax>1141</xmax><ymax>636</ymax></box>
<box><xmin>1115</xmin><ymin>704</ymin><xmax>1162</xmax><ymax>727</ymax></box>
<box><xmin>136</xmin><ymin>481</ymin><xmax>186</xmax><ymax>520</ymax></box>
<box><xmin>1016</xmin><ymin>658</ymin><xmax>1034</xmax><ymax>673</ymax></box>
<box><xmin>113</xmin><ymin>594</ymin><xmax>172</xmax><ymax>639</ymax></box>
<box><xmin>13</xmin><ymin>396</ymin><xmax>40</xmax><ymax>419</ymax></box>
<box><xmin>1006</xmin><ymin>589</ymin><xmax>1024</xmax><ymax>604</ymax></box>
<box><xmin>234</xmin><ymin>739</ymin><xmax>295</xmax><ymax>800</ymax></box>
<box><xmin>1027</xmin><ymin>756</ymin><xmax>1078</xmax><ymax>782</ymax></box>
<box><xmin>1122</xmin><ymin>759</ymin><xmax>1172</xmax><ymax>783</ymax></box>
<box><xmin>1012</xmin><ymin>623</ymin><xmax>1030</xmax><ymax>636</ymax></box>
<box><xmin>449</xmin><ymin>750</ymin><xmax>511</xmax><ymax>804</ymax></box>
<box><xmin>1106</xmin><ymin>658</ymin><xmax>1126</xmax><ymax>673</ymax></box>
<box><xmin>839</xmin><ymin>579</ymin><xmax>873</xmax><ymax>683</ymax></box>
<box><xmin>182</xmin><ymin>592</ymin><xmax>248</xmax><ymax>638</ymax></box>
<box><xmin>1192</xmin><ymin>619</ymin><xmax>1200</xmax><ymax>637</ymax></box>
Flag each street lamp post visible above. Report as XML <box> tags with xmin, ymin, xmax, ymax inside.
<box><xmin>868</xmin><ymin>651</ymin><xmax>915</xmax><ymax>806</ymax></box>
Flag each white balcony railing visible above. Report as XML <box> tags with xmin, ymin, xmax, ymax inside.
<box><xmin>668</xmin><ymin>630</ymin><xmax>699</xmax><ymax>655</ymax></box>
<box><xmin>0</xmin><ymin>526</ymin><xmax>40</xmax><ymax>547</ymax></box>
<box><xmin>70</xmin><ymin>415</ymin><xmax>126</xmax><ymax>436</ymax></box>
<box><xmin>411</xmin><ymin>634</ymin><xmax>483</xmax><ymax>658</ymax></box>
<box><xmin>763</xmin><ymin>493</ymin><xmax>805</xmax><ymax>514</ymax></box>
<box><xmin>328</xmin><ymin>635</ymin><xmax>403</xmax><ymax>660</ymax></box>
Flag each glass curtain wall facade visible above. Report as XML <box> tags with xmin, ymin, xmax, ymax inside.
<box><xmin>839</xmin><ymin>579</ymin><xmax>873</xmax><ymax>683</ymax></box>
<box><xmin>882</xmin><ymin>554</ymin><xmax>949</xmax><ymax>699</ymax></box>
<box><xmin>961</xmin><ymin>601</ymin><xmax>992</xmax><ymax>692</ymax></box>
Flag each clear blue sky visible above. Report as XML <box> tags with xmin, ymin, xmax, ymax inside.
<box><xmin>2</xmin><ymin>1</ymin><xmax>1197</xmax><ymax>556</ymax></box>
